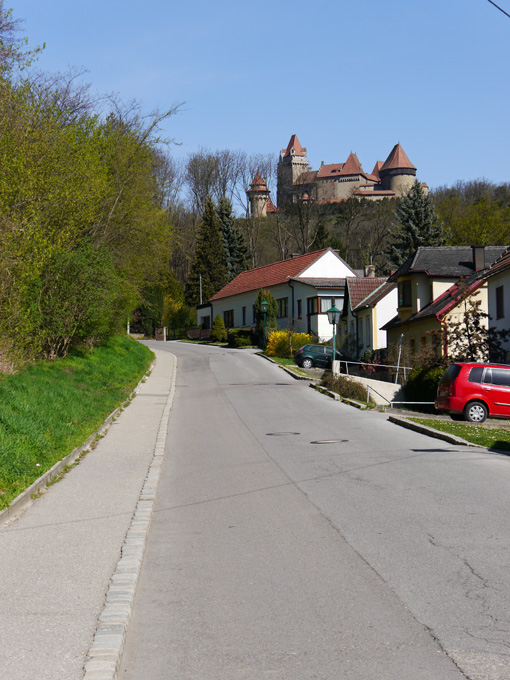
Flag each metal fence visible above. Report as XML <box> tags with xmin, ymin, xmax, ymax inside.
<box><xmin>339</xmin><ymin>360</ymin><xmax>412</xmax><ymax>386</ymax></box>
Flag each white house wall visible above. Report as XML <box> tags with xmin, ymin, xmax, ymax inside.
<box><xmin>374</xmin><ymin>287</ymin><xmax>398</xmax><ymax>348</ymax></box>
<box><xmin>300</xmin><ymin>250</ymin><xmax>356</xmax><ymax>278</ymax></box>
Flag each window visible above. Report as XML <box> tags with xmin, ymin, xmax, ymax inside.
<box><xmin>496</xmin><ymin>285</ymin><xmax>504</xmax><ymax>320</ymax></box>
<box><xmin>297</xmin><ymin>299</ymin><xmax>302</xmax><ymax>319</ymax></box>
<box><xmin>276</xmin><ymin>297</ymin><xmax>288</xmax><ymax>319</ymax></box>
<box><xmin>398</xmin><ymin>280</ymin><xmax>412</xmax><ymax>307</ymax></box>
<box><xmin>468</xmin><ymin>366</ymin><xmax>484</xmax><ymax>383</ymax></box>
<box><xmin>242</xmin><ymin>306</ymin><xmax>246</xmax><ymax>326</ymax></box>
<box><xmin>490</xmin><ymin>368</ymin><xmax>510</xmax><ymax>387</ymax></box>
<box><xmin>252</xmin><ymin>305</ymin><xmax>256</xmax><ymax>323</ymax></box>
<box><xmin>358</xmin><ymin>319</ymin><xmax>363</xmax><ymax>345</ymax></box>
<box><xmin>307</xmin><ymin>297</ymin><xmax>319</xmax><ymax>315</ymax></box>
<box><xmin>223</xmin><ymin>310</ymin><xmax>234</xmax><ymax>327</ymax></box>
<box><xmin>365</xmin><ymin>317</ymin><xmax>370</xmax><ymax>345</ymax></box>
<box><xmin>320</xmin><ymin>297</ymin><xmax>341</xmax><ymax>313</ymax></box>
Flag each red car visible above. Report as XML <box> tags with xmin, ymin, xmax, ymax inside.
<box><xmin>435</xmin><ymin>363</ymin><xmax>510</xmax><ymax>423</ymax></box>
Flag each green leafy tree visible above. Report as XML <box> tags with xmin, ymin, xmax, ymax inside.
<box><xmin>386</xmin><ymin>180</ymin><xmax>446</xmax><ymax>269</ymax></box>
<box><xmin>217</xmin><ymin>196</ymin><xmax>249</xmax><ymax>280</ymax></box>
<box><xmin>210</xmin><ymin>314</ymin><xmax>227</xmax><ymax>342</ymax></box>
<box><xmin>184</xmin><ymin>198</ymin><xmax>228</xmax><ymax>306</ymax></box>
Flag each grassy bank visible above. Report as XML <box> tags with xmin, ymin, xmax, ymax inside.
<box><xmin>0</xmin><ymin>335</ymin><xmax>153</xmax><ymax>509</ymax></box>
<box><xmin>408</xmin><ymin>417</ymin><xmax>510</xmax><ymax>452</ymax></box>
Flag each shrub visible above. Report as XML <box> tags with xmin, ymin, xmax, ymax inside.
<box><xmin>228</xmin><ymin>329</ymin><xmax>255</xmax><ymax>348</ymax></box>
<box><xmin>266</xmin><ymin>330</ymin><xmax>315</xmax><ymax>358</ymax></box>
<box><xmin>321</xmin><ymin>373</ymin><xmax>375</xmax><ymax>404</ymax></box>
<box><xmin>210</xmin><ymin>314</ymin><xmax>227</xmax><ymax>342</ymax></box>
<box><xmin>405</xmin><ymin>365</ymin><xmax>446</xmax><ymax>403</ymax></box>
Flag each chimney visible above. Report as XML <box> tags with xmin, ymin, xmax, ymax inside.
<box><xmin>472</xmin><ymin>245</ymin><xmax>485</xmax><ymax>271</ymax></box>
<box><xmin>364</xmin><ymin>265</ymin><xmax>376</xmax><ymax>278</ymax></box>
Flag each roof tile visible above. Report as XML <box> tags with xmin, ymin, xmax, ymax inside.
<box><xmin>210</xmin><ymin>249</ymin><xmax>331</xmax><ymax>301</ymax></box>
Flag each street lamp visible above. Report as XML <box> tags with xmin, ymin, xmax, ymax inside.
<box><xmin>261</xmin><ymin>298</ymin><xmax>269</xmax><ymax>350</ymax></box>
<box><xmin>327</xmin><ymin>301</ymin><xmax>341</xmax><ymax>374</ymax></box>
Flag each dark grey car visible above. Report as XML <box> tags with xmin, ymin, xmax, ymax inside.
<box><xmin>293</xmin><ymin>344</ymin><xmax>345</xmax><ymax>369</ymax></box>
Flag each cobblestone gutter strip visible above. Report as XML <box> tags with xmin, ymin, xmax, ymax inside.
<box><xmin>388</xmin><ymin>415</ymin><xmax>481</xmax><ymax>448</ymax></box>
<box><xmin>0</xmin><ymin>361</ymin><xmax>156</xmax><ymax>530</ymax></box>
<box><xmin>83</xmin><ymin>355</ymin><xmax>177</xmax><ymax>680</ymax></box>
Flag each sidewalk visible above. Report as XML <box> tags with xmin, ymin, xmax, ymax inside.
<box><xmin>0</xmin><ymin>349</ymin><xmax>176</xmax><ymax>680</ymax></box>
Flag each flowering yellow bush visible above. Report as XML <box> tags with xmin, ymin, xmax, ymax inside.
<box><xmin>266</xmin><ymin>330</ymin><xmax>315</xmax><ymax>358</ymax></box>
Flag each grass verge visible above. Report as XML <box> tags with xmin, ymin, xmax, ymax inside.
<box><xmin>408</xmin><ymin>418</ymin><xmax>510</xmax><ymax>451</ymax></box>
<box><xmin>0</xmin><ymin>335</ymin><xmax>153</xmax><ymax>509</ymax></box>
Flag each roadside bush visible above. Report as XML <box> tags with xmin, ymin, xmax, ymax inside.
<box><xmin>228</xmin><ymin>329</ymin><xmax>255</xmax><ymax>348</ymax></box>
<box><xmin>210</xmin><ymin>314</ymin><xmax>227</xmax><ymax>342</ymax></box>
<box><xmin>266</xmin><ymin>330</ymin><xmax>315</xmax><ymax>358</ymax></box>
<box><xmin>405</xmin><ymin>365</ymin><xmax>446</xmax><ymax>403</ymax></box>
<box><xmin>321</xmin><ymin>373</ymin><xmax>375</xmax><ymax>404</ymax></box>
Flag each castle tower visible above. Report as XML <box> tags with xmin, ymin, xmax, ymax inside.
<box><xmin>277</xmin><ymin>134</ymin><xmax>310</xmax><ymax>207</ymax></box>
<box><xmin>247</xmin><ymin>171</ymin><xmax>270</xmax><ymax>217</ymax></box>
<box><xmin>379</xmin><ymin>143</ymin><xmax>417</xmax><ymax>197</ymax></box>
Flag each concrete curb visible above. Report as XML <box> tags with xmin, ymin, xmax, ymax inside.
<box><xmin>82</xmin><ymin>354</ymin><xmax>177</xmax><ymax>680</ymax></box>
<box><xmin>388</xmin><ymin>415</ymin><xmax>482</xmax><ymax>448</ymax></box>
<box><xmin>311</xmin><ymin>384</ymin><xmax>370</xmax><ymax>410</ymax></box>
<box><xmin>0</xmin><ymin>360</ymin><xmax>156</xmax><ymax>530</ymax></box>
<box><xmin>257</xmin><ymin>352</ymin><xmax>319</xmax><ymax>381</ymax></box>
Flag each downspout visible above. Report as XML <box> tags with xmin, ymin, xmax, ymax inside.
<box><xmin>288</xmin><ymin>280</ymin><xmax>295</xmax><ymax>328</ymax></box>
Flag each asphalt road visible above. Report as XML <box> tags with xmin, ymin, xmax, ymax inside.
<box><xmin>119</xmin><ymin>342</ymin><xmax>510</xmax><ymax>680</ymax></box>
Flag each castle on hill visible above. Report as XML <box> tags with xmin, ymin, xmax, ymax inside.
<box><xmin>247</xmin><ymin>134</ymin><xmax>427</xmax><ymax>217</ymax></box>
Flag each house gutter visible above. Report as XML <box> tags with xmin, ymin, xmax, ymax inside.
<box><xmin>288</xmin><ymin>279</ymin><xmax>295</xmax><ymax>327</ymax></box>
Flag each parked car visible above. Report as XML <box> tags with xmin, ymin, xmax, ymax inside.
<box><xmin>435</xmin><ymin>362</ymin><xmax>510</xmax><ymax>423</ymax></box>
<box><xmin>293</xmin><ymin>344</ymin><xmax>346</xmax><ymax>369</ymax></box>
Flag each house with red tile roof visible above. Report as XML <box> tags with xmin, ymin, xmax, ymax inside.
<box><xmin>271</xmin><ymin>134</ymin><xmax>427</xmax><ymax>211</ymax></box>
<box><xmin>197</xmin><ymin>248</ymin><xmax>358</xmax><ymax>339</ymax></box>
<box><xmin>381</xmin><ymin>246</ymin><xmax>508</xmax><ymax>359</ymax></box>
<box><xmin>340</xmin><ymin>275</ymin><xmax>398</xmax><ymax>358</ymax></box>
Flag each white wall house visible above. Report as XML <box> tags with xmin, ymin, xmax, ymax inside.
<box><xmin>197</xmin><ymin>249</ymin><xmax>358</xmax><ymax>340</ymax></box>
<box><xmin>340</xmin><ymin>277</ymin><xmax>397</xmax><ymax>358</ymax></box>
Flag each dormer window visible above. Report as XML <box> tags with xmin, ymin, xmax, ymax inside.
<box><xmin>398</xmin><ymin>280</ymin><xmax>412</xmax><ymax>308</ymax></box>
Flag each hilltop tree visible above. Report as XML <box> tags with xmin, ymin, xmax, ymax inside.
<box><xmin>217</xmin><ymin>197</ymin><xmax>249</xmax><ymax>281</ymax></box>
<box><xmin>184</xmin><ymin>198</ymin><xmax>228</xmax><ymax>306</ymax></box>
<box><xmin>386</xmin><ymin>180</ymin><xmax>446</xmax><ymax>269</ymax></box>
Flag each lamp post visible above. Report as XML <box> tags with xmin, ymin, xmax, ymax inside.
<box><xmin>261</xmin><ymin>298</ymin><xmax>269</xmax><ymax>350</ymax></box>
<box><xmin>327</xmin><ymin>301</ymin><xmax>341</xmax><ymax>375</ymax></box>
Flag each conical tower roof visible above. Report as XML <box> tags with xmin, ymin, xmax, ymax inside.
<box><xmin>380</xmin><ymin>143</ymin><xmax>416</xmax><ymax>172</ymax></box>
<box><xmin>282</xmin><ymin>134</ymin><xmax>306</xmax><ymax>158</ymax></box>
<box><xmin>340</xmin><ymin>152</ymin><xmax>363</xmax><ymax>176</ymax></box>
<box><xmin>248</xmin><ymin>171</ymin><xmax>269</xmax><ymax>193</ymax></box>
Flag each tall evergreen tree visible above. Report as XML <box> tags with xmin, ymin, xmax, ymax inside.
<box><xmin>217</xmin><ymin>197</ymin><xmax>250</xmax><ymax>281</ymax></box>
<box><xmin>386</xmin><ymin>180</ymin><xmax>446</xmax><ymax>269</ymax></box>
<box><xmin>184</xmin><ymin>197</ymin><xmax>228</xmax><ymax>306</ymax></box>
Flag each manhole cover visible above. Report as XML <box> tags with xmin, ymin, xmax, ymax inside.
<box><xmin>266</xmin><ymin>432</ymin><xmax>301</xmax><ymax>436</ymax></box>
<box><xmin>311</xmin><ymin>439</ymin><xmax>349</xmax><ymax>445</ymax></box>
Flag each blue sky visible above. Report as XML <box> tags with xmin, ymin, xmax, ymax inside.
<box><xmin>16</xmin><ymin>0</ymin><xmax>510</xmax><ymax>190</ymax></box>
